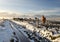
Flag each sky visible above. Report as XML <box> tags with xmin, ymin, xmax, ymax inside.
<box><xmin>0</xmin><ymin>0</ymin><xmax>60</xmax><ymax>15</ymax></box>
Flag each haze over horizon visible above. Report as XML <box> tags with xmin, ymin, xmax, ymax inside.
<box><xmin>0</xmin><ymin>0</ymin><xmax>60</xmax><ymax>16</ymax></box>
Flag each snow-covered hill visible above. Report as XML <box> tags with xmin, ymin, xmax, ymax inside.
<box><xmin>12</xmin><ymin>20</ymin><xmax>60</xmax><ymax>42</ymax></box>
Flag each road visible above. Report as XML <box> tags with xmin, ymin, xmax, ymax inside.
<box><xmin>3</xmin><ymin>19</ymin><xmax>30</xmax><ymax>42</ymax></box>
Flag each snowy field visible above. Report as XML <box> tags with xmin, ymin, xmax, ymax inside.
<box><xmin>12</xmin><ymin>19</ymin><xmax>60</xmax><ymax>42</ymax></box>
<box><xmin>0</xmin><ymin>19</ymin><xmax>30</xmax><ymax>42</ymax></box>
<box><xmin>0</xmin><ymin>19</ymin><xmax>60</xmax><ymax>42</ymax></box>
<box><xmin>0</xmin><ymin>19</ymin><xmax>14</xmax><ymax>42</ymax></box>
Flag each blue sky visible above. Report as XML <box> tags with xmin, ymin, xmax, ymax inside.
<box><xmin>0</xmin><ymin>0</ymin><xmax>60</xmax><ymax>15</ymax></box>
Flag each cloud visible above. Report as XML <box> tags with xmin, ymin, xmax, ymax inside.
<box><xmin>26</xmin><ymin>8</ymin><xmax>60</xmax><ymax>15</ymax></box>
<box><xmin>0</xmin><ymin>10</ymin><xmax>24</xmax><ymax>17</ymax></box>
<box><xmin>0</xmin><ymin>8</ymin><xmax>60</xmax><ymax>17</ymax></box>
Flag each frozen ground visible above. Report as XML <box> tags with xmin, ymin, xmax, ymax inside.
<box><xmin>0</xmin><ymin>20</ymin><xmax>14</xmax><ymax>42</ymax></box>
<box><xmin>0</xmin><ymin>19</ymin><xmax>30</xmax><ymax>42</ymax></box>
<box><xmin>0</xmin><ymin>19</ymin><xmax>60</xmax><ymax>42</ymax></box>
<box><xmin>12</xmin><ymin>20</ymin><xmax>60</xmax><ymax>42</ymax></box>
<box><xmin>12</xmin><ymin>20</ymin><xmax>51</xmax><ymax>42</ymax></box>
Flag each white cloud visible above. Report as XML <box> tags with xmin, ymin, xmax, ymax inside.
<box><xmin>0</xmin><ymin>10</ymin><xmax>23</xmax><ymax>14</ymax></box>
<box><xmin>0</xmin><ymin>10</ymin><xmax>24</xmax><ymax>17</ymax></box>
<box><xmin>26</xmin><ymin>8</ymin><xmax>60</xmax><ymax>15</ymax></box>
<box><xmin>0</xmin><ymin>8</ymin><xmax>60</xmax><ymax>17</ymax></box>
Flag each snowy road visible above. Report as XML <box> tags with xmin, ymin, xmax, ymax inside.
<box><xmin>0</xmin><ymin>19</ymin><xmax>30</xmax><ymax>42</ymax></box>
<box><xmin>9</xmin><ymin>20</ymin><xmax>30</xmax><ymax>42</ymax></box>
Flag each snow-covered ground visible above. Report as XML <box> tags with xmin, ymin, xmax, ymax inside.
<box><xmin>11</xmin><ymin>20</ymin><xmax>51</xmax><ymax>42</ymax></box>
<box><xmin>0</xmin><ymin>20</ymin><xmax>14</xmax><ymax>42</ymax></box>
<box><xmin>0</xmin><ymin>19</ymin><xmax>60</xmax><ymax>42</ymax></box>
<box><xmin>0</xmin><ymin>19</ymin><xmax>30</xmax><ymax>42</ymax></box>
<box><xmin>12</xmin><ymin>20</ymin><xmax>60</xmax><ymax>42</ymax></box>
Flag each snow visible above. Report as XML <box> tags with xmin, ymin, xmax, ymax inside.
<box><xmin>11</xmin><ymin>20</ymin><xmax>49</xmax><ymax>42</ymax></box>
<box><xmin>53</xmin><ymin>38</ymin><xmax>60</xmax><ymax>42</ymax></box>
<box><xmin>0</xmin><ymin>19</ymin><xmax>60</xmax><ymax>42</ymax></box>
<box><xmin>11</xmin><ymin>20</ymin><xmax>35</xmax><ymax>32</ymax></box>
<box><xmin>0</xmin><ymin>20</ymin><xmax>21</xmax><ymax>42</ymax></box>
<box><xmin>0</xmin><ymin>20</ymin><xmax>14</xmax><ymax>42</ymax></box>
<box><xmin>12</xmin><ymin>20</ymin><xmax>60</xmax><ymax>42</ymax></box>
